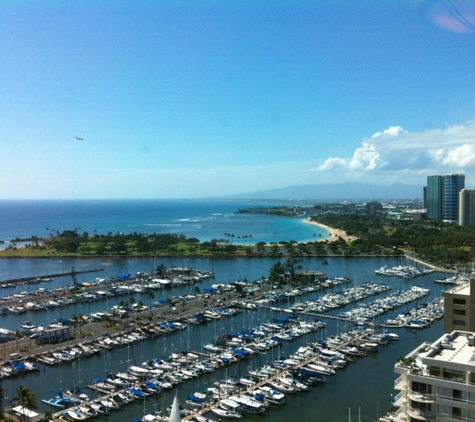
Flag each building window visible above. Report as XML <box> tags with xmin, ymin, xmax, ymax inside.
<box><xmin>443</xmin><ymin>369</ymin><xmax>464</xmax><ymax>381</ymax></box>
<box><xmin>453</xmin><ymin>389</ymin><xmax>462</xmax><ymax>401</ymax></box>
<box><xmin>453</xmin><ymin>319</ymin><xmax>466</xmax><ymax>327</ymax></box>
<box><xmin>453</xmin><ymin>298</ymin><xmax>466</xmax><ymax>305</ymax></box>
<box><xmin>453</xmin><ymin>309</ymin><xmax>466</xmax><ymax>316</ymax></box>
<box><xmin>452</xmin><ymin>407</ymin><xmax>461</xmax><ymax>418</ymax></box>
<box><xmin>411</xmin><ymin>381</ymin><xmax>431</xmax><ymax>394</ymax></box>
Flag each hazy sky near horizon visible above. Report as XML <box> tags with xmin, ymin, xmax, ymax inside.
<box><xmin>2</xmin><ymin>0</ymin><xmax>475</xmax><ymax>199</ymax></box>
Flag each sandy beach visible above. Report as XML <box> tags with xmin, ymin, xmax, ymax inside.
<box><xmin>304</xmin><ymin>218</ymin><xmax>358</xmax><ymax>243</ymax></box>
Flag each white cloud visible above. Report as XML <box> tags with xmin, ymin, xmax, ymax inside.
<box><xmin>371</xmin><ymin>126</ymin><xmax>407</xmax><ymax>138</ymax></box>
<box><xmin>316</xmin><ymin>157</ymin><xmax>347</xmax><ymax>171</ymax></box>
<box><xmin>316</xmin><ymin>120</ymin><xmax>475</xmax><ymax>180</ymax></box>
<box><xmin>347</xmin><ymin>142</ymin><xmax>385</xmax><ymax>170</ymax></box>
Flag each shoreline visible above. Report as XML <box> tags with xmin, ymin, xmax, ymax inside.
<box><xmin>304</xmin><ymin>218</ymin><xmax>358</xmax><ymax>243</ymax></box>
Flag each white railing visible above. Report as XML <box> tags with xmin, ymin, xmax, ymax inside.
<box><xmin>436</xmin><ymin>413</ymin><xmax>471</xmax><ymax>422</ymax></box>
<box><xmin>437</xmin><ymin>393</ymin><xmax>475</xmax><ymax>406</ymax></box>
<box><xmin>408</xmin><ymin>389</ymin><xmax>436</xmax><ymax>402</ymax></box>
<box><xmin>394</xmin><ymin>375</ymin><xmax>406</xmax><ymax>389</ymax></box>
<box><xmin>407</xmin><ymin>405</ymin><xmax>436</xmax><ymax>420</ymax></box>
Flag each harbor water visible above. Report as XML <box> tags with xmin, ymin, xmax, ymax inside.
<box><xmin>0</xmin><ymin>256</ymin><xmax>449</xmax><ymax>422</ymax></box>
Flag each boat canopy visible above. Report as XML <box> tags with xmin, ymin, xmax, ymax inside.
<box><xmin>274</xmin><ymin>316</ymin><xmax>289</xmax><ymax>323</ymax></box>
<box><xmin>13</xmin><ymin>406</ymin><xmax>40</xmax><ymax>418</ymax></box>
<box><xmin>202</xmin><ymin>287</ymin><xmax>217</xmax><ymax>293</ymax></box>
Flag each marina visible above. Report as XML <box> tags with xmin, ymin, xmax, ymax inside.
<box><xmin>0</xmin><ymin>255</ymin><xmax>451</xmax><ymax>421</ymax></box>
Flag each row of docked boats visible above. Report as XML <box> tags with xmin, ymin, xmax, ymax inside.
<box><xmin>276</xmin><ymin>281</ymin><xmax>393</xmax><ymax>314</ymax></box>
<box><xmin>39</xmin><ymin>292</ymin><xmax>404</xmax><ymax>422</ymax></box>
<box><xmin>375</xmin><ymin>265</ymin><xmax>433</xmax><ymax>278</ymax></box>
<box><xmin>383</xmin><ymin>296</ymin><xmax>444</xmax><ymax>328</ymax></box>
<box><xmin>434</xmin><ymin>273</ymin><xmax>471</xmax><ymax>284</ymax></box>
<box><xmin>39</xmin><ymin>307</ymin><xmax>372</xmax><ymax>419</ymax></box>
<box><xmin>0</xmin><ymin>358</ymin><xmax>39</xmax><ymax>378</ymax></box>
<box><xmin>175</xmin><ymin>326</ymin><xmax>400</xmax><ymax>420</ymax></box>
<box><xmin>334</xmin><ymin>285</ymin><xmax>431</xmax><ymax>323</ymax></box>
<box><xmin>0</xmin><ymin>269</ymin><xmax>214</xmax><ymax>319</ymax></box>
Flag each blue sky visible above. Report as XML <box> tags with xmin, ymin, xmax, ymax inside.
<box><xmin>1</xmin><ymin>0</ymin><xmax>475</xmax><ymax>199</ymax></box>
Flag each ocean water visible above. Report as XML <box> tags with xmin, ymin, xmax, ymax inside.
<box><xmin>0</xmin><ymin>199</ymin><xmax>327</xmax><ymax>244</ymax></box>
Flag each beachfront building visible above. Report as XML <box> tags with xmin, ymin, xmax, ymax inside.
<box><xmin>458</xmin><ymin>189</ymin><xmax>475</xmax><ymax>227</ymax></box>
<box><xmin>426</xmin><ymin>175</ymin><xmax>444</xmax><ymax>221</ymax></box>
<box><xmin>443</xmin><ymin>174</ymin><xmax>465</xmax><ymax>223</ymax></box>
<box><xmin>390</xmin><ymin>330</ymin><xmax>475</xmax><ymax>422</ymax></box>
<box><xmin>443</xmin><ymin>278</ymin><xmax>475</xmax><ymax>333</ymax></box>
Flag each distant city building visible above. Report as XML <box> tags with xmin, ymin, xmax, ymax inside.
<box><xmin>458</xmin><ymin>189</ymin><xmax>475</xmax><ymax>227</ymax></box>
<box><xmin>443</xmin><ymin>278</ymin><xmax>475</xmax><ymax>333</ymax></box>
<box><xmin>423</xmin><ymin>186</ymin><xmax>427</xmax><ymax>210</ymax></box>
<box><xmin>426</xmin><ymin>174</ymin><xmax>465</xmax><ymax>223</ymax></box>
<box><xmin>366</xmin><ymin>201</ymin><xmax>383</xmax><ymax>212</ymax></box>
<box><xmin>426</xmin><ymin>175</ymin><xmax>444</xmax><ymax>220</ymax></box>
<box><xmin>391</xmin><ymin>330</ymin><xmax>475</xmax><ymax>422</ymax></box>
<box><xmin>443</xmin><ymin>174</ymin><xmax>465</xmax><ymax>223</ymax></box>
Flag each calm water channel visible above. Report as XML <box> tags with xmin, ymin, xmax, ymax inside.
<box><xmin>0</xmin><ymin>256</ymin><xmax>449</xmax><ymax>421</ymax></box>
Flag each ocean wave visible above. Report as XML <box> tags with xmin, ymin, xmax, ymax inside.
<box><xmin>146</xmin><ymin>223</ymin><xmax>183</xmax><ymax>227</ymax></box>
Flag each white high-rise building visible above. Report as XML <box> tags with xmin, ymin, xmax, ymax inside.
<box><xmin>389</xmin><ymin>330</ymin><xmax>475</xmax><ymax>422</ymax></box>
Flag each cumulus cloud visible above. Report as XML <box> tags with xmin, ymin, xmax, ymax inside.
<box><xmin>347</xmin><ymin>142</ymin><xmax>384</xmax><ymax>171</ymax></box>
<box><xmin>317</xmin><ymin>157</ymin><xmax>348</xmax><ymax>171</ymax></box>
<box><xmin>315</xmin><ymin>120</ymin><xmax>475</xmax><ymax>177</ymax></box>
<box><xmin>371</xmin><ymin>126</ymin><xmax>407</xmax><ymax>138</ymax></box>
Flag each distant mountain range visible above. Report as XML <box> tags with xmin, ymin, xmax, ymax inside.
<box><xmin>224</xmin><ymin>182</ymin><xmax>423</xmax><ymax>201</ymax></box>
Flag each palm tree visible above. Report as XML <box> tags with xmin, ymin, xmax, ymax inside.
<box><xmin>71</xmin><ymin>314</ymin><xmax>79</xmax><ymax>337</ymax></box>
<box><xmin>111</xmin><ymin>308</ymin><xmax>120</xmax><ymax>320</ymax></box>
<box><xmin>321</xmin><ymin>259</ymin><xmax>329</xmax><ymax>274</ymax></box>
<box><xmin>156</xmin><ymin>264</ymin><xmax>167</xmax><ymax>277</ymax></box>
<box><xmin>15</xmin><ymin>385</ymin><xmax>37</xmax><ymax>422</ymax></box>
<box><xmin>38</xmin><ymin>410</ymin><xmax>52</xmax><ymax>422</ymax></box>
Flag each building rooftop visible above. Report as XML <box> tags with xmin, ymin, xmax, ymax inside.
<box><xmin>421</xmin><ymin>331</ymin><xmax>475</xmax><ymax>370</ymax></box>
<box><xmin>445</xmin><ymin>282</ymin><xmax>470</xmax><ymax>296</ymax></box>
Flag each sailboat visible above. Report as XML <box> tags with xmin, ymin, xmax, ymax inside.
<box><xmin>169</xmin><ymin>393</ymin><xmax>182</xmax><ymax>422</ymax></box>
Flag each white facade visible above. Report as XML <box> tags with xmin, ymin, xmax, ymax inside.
<box><xmin>389</xmin><ymin>331</ymin><xmax>475</xmax><ymax>422</ymax></box>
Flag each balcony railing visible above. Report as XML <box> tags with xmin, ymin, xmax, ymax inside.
<box><xmin>437</xmin><ymin>393</ymin><xmax>475</xmax><ymax>406</ymax></box>
<box><xmin>393</xmin><ymin>391</ymin><xmax>406</xmax><ymax>408</ymax></box>
<box><xmin>437</xmin><ymin>412</ymin><xmax>472</xmax><ymax>421</ymax></box>
<box><xmin>407</xmin><ymin>405</ymin><xmax>436</xmax><ymax>421</ymax></box>
<box><xmin>408</xmin><ymin>390</ymin><xmax>435</xmax><ymax>404</ymax></box>
<box><xmin>394</xmin><ymin>375</ymin><xmax>407</xmax><ymax>390</ymax></box>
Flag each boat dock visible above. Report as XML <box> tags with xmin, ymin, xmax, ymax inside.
<box><xmin>0</xmin><ymin>268</ymin><xmax>105</xmax><ymax>286</ymax></box>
